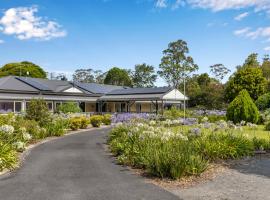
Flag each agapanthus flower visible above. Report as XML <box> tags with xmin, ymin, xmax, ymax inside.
<box><xmin>149</xmin><ymin>120</ymin><xmax>156</xmax><ymax>126</ymax></box>
<box><xmin>13</xmin><ymin>141</ymin><xmax>25</xmax><ymax>152</ymax></box>
<box><xmin>190</xmin><ymin>128</ymin><xmax>201</xmax><ymax>136</ymax></box>
<box><xmin>23</xmin><ymin>132</ymin><xmax>32</xmax><ymax>141</ymax></box>
<box><xmin>0</xmin><ymin>125</ymin><xmax>14</xmax><ymax>135</ymax></box>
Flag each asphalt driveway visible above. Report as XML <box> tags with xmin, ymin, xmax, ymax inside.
<box><xmin>0</xmin><ymin>128</ymin><xmax>179</xmax><ymax>200</ymax></box>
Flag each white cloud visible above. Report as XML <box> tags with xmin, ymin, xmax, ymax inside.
<box><xmin>0</xmin><ymin>6</ymin><xmax>66</xmax><ymax>41</ymax></box>
<box><xmin>172</xmin><ymin>0</ymin><xmax>186</xmax><ymax>9</ymax></box>
<box><xmin>264</xmin><ymin>46</ymin><xmax>270</xmax><ymax>51</ymax></box>
<box><xmin>156</xmin><ymin>0</ymin><xmax>167</xmax><ymax>8</ymax></box>
<box><xmin>234</xmin><ymin>26</ymin><xmax>270</xmax><ymax>46</ymax></box>
<box><xmin>234</xmin><ymin>27</ymin><xmax>250</xmax><ymax>36</ymax></box>
<box><xmin>154</xmin><ymin>0</ymin><xmax>270</xmax><ymax>14</ymax></box>
<box><xmin>155</xmin><ymin>0</ymin><xmax>186</xmax><ymax>9</ymax></box>
<box><xmin>0</xmin><ymin>39</ymin><xmax>4</xmax><ymax>44</ymax></box>
<box><xmin>186</xmin><ymin>0</ymin><xmax>270</xmax><ymax>12</ymax></box>
<box><xmin>234</xmin><ymin>12</ymin><xmax>249</xmax><ymax>21</ymax></box>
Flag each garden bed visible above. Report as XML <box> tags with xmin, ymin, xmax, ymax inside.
<box><xmin>108</xmin><ymin>116</ymin><xmax>270</xmax><ymax>181</ymax></box>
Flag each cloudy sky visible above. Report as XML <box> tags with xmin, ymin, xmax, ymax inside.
<box><xmin>0</xmin><ymin>0</ymin><xmax>270</xmax><ymax>83</ymax></box>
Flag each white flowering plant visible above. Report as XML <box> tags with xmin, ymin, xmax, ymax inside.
<box><xmin>108</xmin><ymin>117</ymin><xmax>270</xmax><ymax>179</ymax></box>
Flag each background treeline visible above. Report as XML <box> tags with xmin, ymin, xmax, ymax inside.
<box><xmin>1</xmin><ymin>39</ymin><xmax>270</xmax><ymax>110</ymax></box>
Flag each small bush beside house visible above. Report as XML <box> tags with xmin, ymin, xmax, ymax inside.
<box><xmin>90</xmin><ymin>115</ymin><xmax>104</xmax><ymax>127</ymax></box>
<box><xmin>57</xmin><ymin>102</ymin><xmax>82</xmax><ymax>114</ymax></box>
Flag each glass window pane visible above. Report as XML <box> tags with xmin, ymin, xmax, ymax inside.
<box><xmin>15</xmin><ymin>102</ymin><xmax>22</xmax><ymax>112</ymax></box>
<box><xmin>0</xmin><ymin>102</ymin><xmax>14</xmax><ymax>113</ymax></box>
<box><xmin>47</xmin><ymin>102</ymin><xmax>53</xmax><ymax>111</ymax></box>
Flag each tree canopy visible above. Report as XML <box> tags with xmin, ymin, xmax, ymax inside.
<box><xmin>0</xmin><ymin>61</ymin><xmax>47</xmax><ymax>78</ymax></box>
<box><xmin>184</xmin><ymin>73</ymin><xmax>225</xmax><ymax>109</ymax></box>
<box><xmin>104</xmin><ymin>67</ymin><xmax>132</xmax><ymax>86</ymax></box>
<box><xmin>72</xmin><ymin>68</ymin><xmax>106</xmax><ymax>83</ymax></box>
<box><xmin>225</xmin><ymin>59</ymin><xmax>267</xmax><ymax>102</ymax></box>
<box><xmin>158</xmin><ymin>39</ymin><xmax>198</xmax><ymax>88</ymax></box>
<box><xmin>132</xmin><ymin>63</ymin><xmax>157</xmax><ymax>88</ymax></box>
<box><xmin>210</xmin><ymin>64</ymin><xmax>231</xmax><ymax>81</ymax></box>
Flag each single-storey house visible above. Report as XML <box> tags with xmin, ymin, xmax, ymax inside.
<box><xmin>0</xmin><ymin>76</ymin><xmax>188</xmax><ymax>114</ymax></box>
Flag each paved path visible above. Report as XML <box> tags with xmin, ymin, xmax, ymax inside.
<box><xmin>169</xmin><ymin>157</ymin><xmax>270</xmax><ymax>200</ymax></box>
<box><xmin>0</xmin><ymin>128</ymin><xmax>179</xmax><ymax>200</ymax></box>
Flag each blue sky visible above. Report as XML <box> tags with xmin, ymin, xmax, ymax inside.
<box><xmin>0</xmin><ymin>0</ymin><xmax>270</xmax><ymax>85</ymax></box>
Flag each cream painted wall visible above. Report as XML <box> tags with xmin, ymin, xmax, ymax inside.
<box><xmin>85</xmin><ymin>103</ymin><xmax>96</xmax><ymax>112</ymax></box>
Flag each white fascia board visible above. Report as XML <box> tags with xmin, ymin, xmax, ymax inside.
<box><xmin>63</xmin><ymin>87</ymin><xmax>83</xmax><ymax>93</ymax></box>
<box><xmin>162</xmin><ymin>89</ymin><xmax>189</xmax><ymax>101</ymax></box>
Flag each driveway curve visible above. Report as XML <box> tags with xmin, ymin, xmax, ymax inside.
<box><xmin>0</xmin><ymin>128</ymin><xmax>179</xmax><ymax>200</ymax></box>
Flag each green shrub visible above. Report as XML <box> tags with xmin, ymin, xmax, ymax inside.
<box><xmin>197</xmin><ymin>133</ymin><xmax>254</xmax><ymax>160</ymax></box>
<box><xmin>0</xmin><ymin>113</ymin><xmax>15</xmax><ymax>126</ymax></box>
<box><xmin>69</xmin><ymin>118</ymin><xmax>81</xmax><ymax>131</ymax></box>
<box><xmin>26</xmin><ymin>99</ymin><xmax>51</xmax><ymax>127</ymax></box>
<box><xmin>0</xmin><ymin>141</ymin><xmax>17</xmax><ymax>171</ymax></box>
<box><xmin>45</xmin><ymin>119</ymin><xmax>68</xmax><ymax>137</ymax></box>
<box><xmin>164</xmin><ymin>107</ymin><xmax>190</xmax><ymax>119</ymax></box>
<box><xmin>57</xmin><ymin>102</ymin><xmax>81</xmax><ymax>114</ymax></box>
<box><xmin>226</xmin><ymin>90</ymin><xmax>259</xmax><ymax>124</ymax></box>
<box><xmin>80</xmin><ymin>117</ymin><xmax>89</xmax><ymax>129</ymax></box>
<box><xmin>252</xmin><ymin>137</ymin><xmax>269</xmax><ymax>150</ymax></box>
<box><xmin>255</xmin><ymin>93</ymin><xmax>270</xmax><ymax>110</ymax></box>
<box><xmin>108</xmin><ymin>122</ymin><xmax>260</xmax><ymax>179</ymax></box>
<box><xmin>198</xmin><ymin>115</ymin><xmax>226</xmax><ymax>123</ymax></box>
<box><xmin>265</xmin><ymin>121</ymin><xmax>270</xmax><ymax>131</ymax></box>
<box><xmin>90</xmin><ymin>115</ymin><xmax>103</xmax><ymax>127</ymax></box>
<box><xmin>103</xmin><ymin>114</ymin><xmax>112</xmax><ymax>125</ymax></box>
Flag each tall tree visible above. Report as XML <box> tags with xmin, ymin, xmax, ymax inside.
<box><xmin>262</xmin><ymin>54</ymin><xmax>270</xmax><ymax>81</ymax></box>
<box><xmin>243</xmin><ymin>53</ymin><xmax>260</xmax><ymax>68</ymax></box>
<box><xmin>104</xmin><ymin>67</ymin><xmax>132</xmax><ymax>86</ymax></box>
<box><xmin>0</xmin><ymin>61</ymin><xmax>47</xmax><ymax>78</ymax></box>
<box><xmin>93</xmin><ymin>70</ymin><xmax>107</xmax><ymax>84</ymax></box>
<box><xmin>184</xmin><ymin>74</ymin><xmax>225</xmax><ymax>109</ymax></box>
<box><xmin>158</xmin><ymin>40</ymin><xmax>198</xmax><ymax>88</ymax></box>
<box><xmin>210</xmin><ymin>64</ymin><xmax>231</xmax><ymax>81</ymax></box>
<box><xmin>132</xmin><ymin>63</ymin><xmax>157</xmax><ymax>88</ymax></box>
<box><xmin>225</xmin><ymin>66</ymin><xmax>267</xmax><ymax>102</ymax></box>
<box><xmin>55</xmin><ymin>73</ymin><xmax>68</xmax><ymax>81</ymax></box>
<box><xmin>73</xmin><ymin>69</ymin><xmax>95</xmax><ymax>83</ymax></box>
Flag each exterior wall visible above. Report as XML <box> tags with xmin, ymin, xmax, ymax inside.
<box><xmin>129</xmin><ymin>102</ymin><xmax>154</xmax><ymax>113</ymax></box>
<box><xmin>85</xmin><ymin>102</ymin><xmax>96</xmax><ymax>112</ymax></box>
<box><xmin>107</xmin><ymin>102</ymin><xmax>115</xmax><ymax>112</ymax></box>
<box><xmin>130</xmin><ymin>104</ymin><xmax>136</xmax><ymax>112</ymax></box>
<box><xmin>141</xmin><ymin>103</ymin><xmax>152</xmax><ymax>113</ymax></box>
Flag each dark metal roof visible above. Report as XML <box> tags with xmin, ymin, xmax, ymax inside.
<box><xmin>106</xmin><ymin>87</ymin><xmax>172</xmax><ymax>95</ymax></box>
<box><xmin>74</xmin><ymin>82</ymin><xmax>125</xmax><ymax>94</ymax></box>
<box><xmin>15</xmin><ymin>77</ymin><xmax>73</xmax><ymax>92</ymax></box>
<box><xmin>16</xmin><ymin>77</ymin><xmax>52</xmax><ymax>91</ymax></box>
<box><xmin>0</xmin><ymin>76</ymin><xmax>39</xmax><ymax>92</ymax></box>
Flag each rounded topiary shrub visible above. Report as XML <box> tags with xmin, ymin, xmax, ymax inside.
<box><xmin>226</xmin><ymin>90</ymin><xmax>259</xmax><ymax>124</ymax></box>
<box><xmin>255</xmin><ymin>93</ymin><xmax>270</xmax><ymax>110</ymax></box>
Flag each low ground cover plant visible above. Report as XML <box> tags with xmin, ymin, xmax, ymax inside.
<box><xmin>108</xmin><ymin>117</ymin><xmax>270</xmax><ymax>180</ymax></box>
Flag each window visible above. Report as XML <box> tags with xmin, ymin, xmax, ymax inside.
<box><xmin>47</xmin><ymin>102</ymin><xmax>53</xmax><ymax>111</ymax></box>
<box><xmin>121</xmin><ymin>103</ymin><xmax>126</xmax><ymax>112</ymax></box>
<box><xmin>0</xmin><ymin>102</ymin><xmax>14</xmax><ymax>113</ymax></box>
<box><xmin>55</xmin><ymin>102</ymin><xmax>62</xmax><ymax>109</ymax></box>
<box><xmin>15</xmin><ymin>102</ymin><xmax>22</xmax><ymax>113</ymax></box>
<box><xmin>115</xmin><ymin>103</ymin><xmax>121</xmax><ymax>112</ymax></box>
